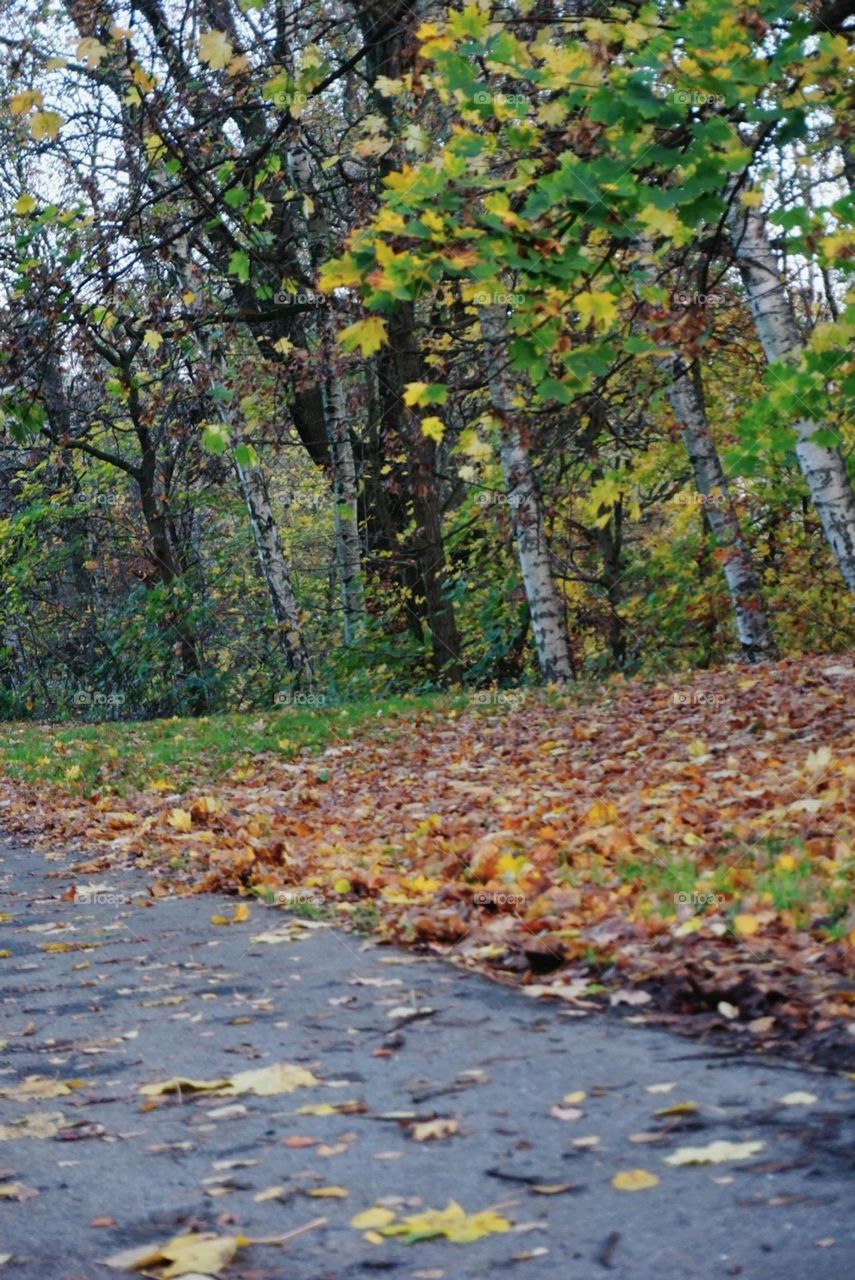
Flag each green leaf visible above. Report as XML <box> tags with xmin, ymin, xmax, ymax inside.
<box><xmin>228</xmin><ymin>250</ymin><xmax>250</xmax><ymax>282</ymax></box>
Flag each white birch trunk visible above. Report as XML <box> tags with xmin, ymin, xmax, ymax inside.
<box><xmin>232</xmin><ymin>437</ymin><xmax>311</xmax><ymax>679</ymax></box>
<box><xmin>479</xmin><ymin>305</ymin><xmax>574</xmax><ymax>683</ymax></box>
<box><xmin>321</xmin><ymin>321</ymin><xmax>365</xmax><ymax>644</ymax></box>
<box><xmin>290</xmin><ymin>146</ymin><xmax>365</xmax><ymax>642</ymax></box>
<box><xmin>195</xmin><ymin>343</ymin><xmax>311</xmax><ymax>678</ymax></box>
<box><xmin>667</xmin><ymin>359</ymin><xmax>776</xmax><ymax>661</ymax></box>
<box><xmin>728</xmin><ymin>200</ymin><xmax>855</xmax><ymax>592</ymax></box>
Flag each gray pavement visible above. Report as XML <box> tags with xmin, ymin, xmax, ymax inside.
<box><xmin>0</xmin><ymin>832</ymin><xmax>853</xmax><ymax>1280</ymax></box>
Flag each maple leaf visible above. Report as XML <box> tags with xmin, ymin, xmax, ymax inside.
<box><xmin>575</xmin><ymin>290</ymin><xmax>618</xmax><ymax>329</ymax></box>
<box><xmin>420</xmin><ymin>416</ymin><xmax>445</xmax><ymax>443</ymax></box>
<box><xmin>29</xmin><ymin>111</ymin><xmax>63</xmax><ymax>141</ymax></box>
<box><xmin>198</xmin><ymin>30</ymin><xmax>233</xmax><ymax>69</ymax></box>
<box><xmin>75</xmin><ymin>37</ymin><xmax>108</xmax><ymax>67</ymax></box>
<box><xmin>339</xmin><ymin>317</ymin><xmax>388</xmax><ymax>356</ymax></box>
<box><xmin>9</xmin><ymin>89</ymin><xmax>42</xmax><ymax>115</ymax></box>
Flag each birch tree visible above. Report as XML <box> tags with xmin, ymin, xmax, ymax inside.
<box><xmin>665</xmin><ymin>358</ymin><xmax>777</xmax><ymax>661</ymax></box>
<box><xmin>479</xmin><ymin>305</ymin><xmax>575</xmax><ymax>684</ymax></box>
<box><xmin>727</xmin><ymin>197</ymin><xmax>855</xmax><ymax>594</ymax></box>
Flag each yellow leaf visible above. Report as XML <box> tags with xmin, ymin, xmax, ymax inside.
<box><xmin>0</xmin><ymin>1076</ymin><xmax>82</xmax><ymax>1101</ymax></box>
<box><xmin>374</xmin><ymin>75</ymin><xmax>404</xmax><ymax>96</ymax></box>
<box><xmin>167</xmin><ymin>808</ymin><xmax>192</xmax><ymax>832</ymax></box>
<box><xmin>75</xmin><ymin>37</ymin><xmax>108</xmax><ymax>68</ymax></box>
<box><xmin>404</xmin><ymin>382</ymin><xmax>430</xmax><ymax>406</ymax></box>
<box><xmin>140</xmin><ymin>1063</ymin><xmax>318</xmax><ymax>1099</ymax></box>
<box><xmin>562</xmin><ymin>1090</ymin><xmax>586</xmax><ymax>1104</ymax></box>
<box><xmin>733</xmin><ymin>913</ymin><xmax>759</xmax><ymax>937</ymax></box>
<box><xmin>232</xmin><ymin>903</ymin><xmax>251</xmax><ymax>923</ymax></box>
<box><xmin>374</xmin><ymin>209</ymin><xmax>406</xmax><ymax>233</ymax></box>
<box><xmin>161</xmin><ymin>1233</ymin><xmax>241</xmax><ymax>1279</ymax></box>
<box><xmin>584</xmin><ymin>799</ymin><xmax>618</xmax><ymax>827</ymax></box>
<box><xmin>220</xmin><ymin>1063</ymin><xmax>320</xmax><ymax>1095</ymax></box>
<box><xmin>638</xmin><ymin>204</ymin><xmax>684</xmax><ymax>240</ymax></box>
<box><xmin>198</xmin><ymin>30</ymin><xmax>233</xmax><ymax>70</ymax></box>
<box><xmin>654</xmin><ymin>1101</ymin><xmax>698</xmax><ymax>1117</ymax></box>
<box><xmin>140</xmin><ymin>1076</ymin><xmax>229</xmax><ymax>1097</ymax></box>
<box><xmin>9</xmin><ymin>89</ymin><xmax>42</xmax><ymax>115</ymax></box>
<box><xmin>14</xmin><ymin>194</ymin><xmax>36</xmax><ymax>215</ymax></box>
<box><xmin>576</xmin><ymin>290</ymin><xmax>618</xmax><ymax>329</ymax></box>
<box><xmin>142</xmin><ymin>329</ymin><xmax>163</xmax><ymax>350</ymax></box>
<box><xmin>351</xmin><ymin>1207</ymin><xmax>397</xmax><ymax>1229</ymax></box>
<box><xmin>333</xmin><ymin>878</ymin><xmax>351</xmax><ymax>894</ymax></box>
<box><xmin>29</xmin><ymin>111</ymin><xmax>63</xmax><ymax>141</ymax></box>
<box><xmin>611</xmin><ymin>1169</ymin><xmax>660</xmax><ymax>1191</ymax></box>
<box><xmin>378</xmin><ymin>1200</ymin><xmax>511</xmax><ymax>1243</ymax></box>
<box><xmin>318</xmin><ymin>256</ymin><xmax>363</xmax><ymax>291</ymax></box>
<box><xmin>0</xmin><ymin>1111</ymin><xmax>66</xmax><ymax>1141</ymax></box>
<box><xmin>309</xmin><ymin>1185</ymin><xmax>348</xmax><ymax>1197</ymax></box>
<box><xmin>210</xmin><ymin>914</ymin><xmax>230</xmax><ymax>926</ymax></box>
<box><xmin>421</xmin><ymin>416</ymin><xmax>445</xmax><ymax>443</ymax></box>
<box><xmin>339</xmin><ymin>317</ymin><xmax>388</xmax><ymax>356</ymax></box>
<box><xmin>776</xmin><ymin>854</ymin><xmax>797</xmax><ymax>872</ymax></box>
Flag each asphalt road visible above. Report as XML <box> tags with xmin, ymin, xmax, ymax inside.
<box><xmin>0</xmin><ymin>832</ymin><xmax>853</xmax><ymax>1280</ymax></box>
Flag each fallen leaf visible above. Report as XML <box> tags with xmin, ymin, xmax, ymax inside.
<box><xmin>609</xmin><ymin>989</ymin><xmax>651</xmax><ymax>1007</ymax></box>
<box><xmin>140</xmin><ymin>1062</ymin><xmax>319</xmax><ymax>1098</ymax></box>
<box><xmin>373</xmin><ymin>1200</ymin><xmax>511</xmax><ymax>1244</ymax></box>
<box><xmin>611</xmin><ymin>1169</ymin><xmax>659</xmax><ymax>1191</ymax></box>
<box><xmin>0</xmin><ymin>1112</ymin><xmax>65</xmax><ymax>1141</ymax></box>
<box><xmin>654</xmin><ymin>1101</ymin><xmax>698</xmax><ymax>1117</ymax></box>
<box><xmin>0</xmin><ymin>1076</ymin><xmax>83</xmax><ymax>1101</ymax></box>
<box><xmin>166</xmin><ymin>808</ymin><xmax>192</xmax><ymax>832</ymax></box>
<box><xmin>410</xmin><ymin>1119</ymin><xmax>459</xmax><ymax>1142</ymax></box>
<box><xmin>664</xmin><ymin>1140</ymin><xmax>765</xmax><ymax>1166</ymax></box>
<box><xmin>351</xmin><ymin>1206</ymin><xmax>396</xmax><ymax>1230</ymax></box>
<box><xmin>549</xmin><ymin>1105</ymin><xmax>583</xmax><ymax>1122</ymax></box>
<box><xmin>0</xmin><ymin>1182</ymin><xmax>38</xmax><ymax>1201</ymax></box>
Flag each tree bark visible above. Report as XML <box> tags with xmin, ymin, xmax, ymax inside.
<box><xmin>288</xmin><ymin>145</ymin><xmax>366</xmax><ymax>645</ymax></box>
<box><xmin>375</xmin><ymin>304</ymin><xmax>464</xmax><ymax>682</ymax></box>
<box><xmin>480</xmin><ymin>305</ymin><xmax>574</xmax><ymax>683</ymax></box>
<box><xmin>231</xmin><ymin>438</ymin><xmax>312</xmax><ymax>681</ymax></box>
<box><xmin>727</xmin><ymin>199</ymin><xmax>855</xmax><ymax>593</ymax></box>
<box><xmin>666</xmin><ymin>358</ymin><xmax>777</xmax><ymax>662</ymax></box>
<box><xmin>321</xmin><ymin>322</ymin><xmax>365</xmax><ymax>643</ymax></box>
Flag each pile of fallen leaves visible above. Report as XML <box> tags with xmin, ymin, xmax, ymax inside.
<box><xmin>2</xmin><ymin>654</ymin><xmax>855</xmax><ymax>1065</ymax></box>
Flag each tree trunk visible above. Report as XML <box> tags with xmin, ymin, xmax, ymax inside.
<box><xmin>231</xmin><ymin>436</ymin><xmax>311</xmax><ymax>682</ymax></box>
<box><xmin>288</xmin><ymin>144</ymin><xmax>365</xmax><ymax>644</ymax></box>
<box><xmin>376</xmin><ymin>304</ymin><xmax>463</xmax><ymax>682</ymax></box>
<box><xmin>727</xmin><ymin>199</ymin><xmax>855</xmax><ymax>592</ymax></box>
<box><xmin>667</xmin><ymin>358</ymin><xmax>777</xmax><ymax>661</ymax></box>
<box><xmin>479</xmin><ymin>305</ymin><xmax>574</xmax><ymax>683</ymax></box>
<box><xmin>321</xmin><ymin>321</ymin><xmax>365</xmax><ymax>644</ymax></box>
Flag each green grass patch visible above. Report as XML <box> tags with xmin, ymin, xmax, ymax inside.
<box><xmin>0</xmin><ymin>693</ymin><xmax>462</xmax><ymax>797</ymax></box>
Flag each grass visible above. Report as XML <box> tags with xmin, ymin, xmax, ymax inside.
<box><xmin>0</xmin><ymin>693</ymin><xmax>459</xmax><ymax>796</ymax></box>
